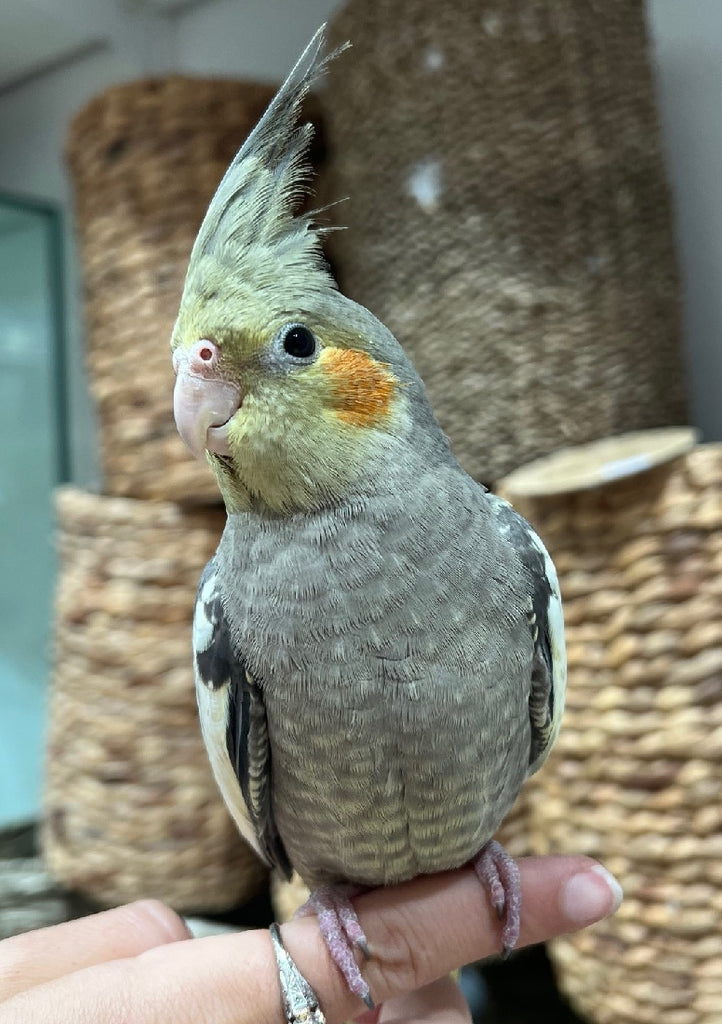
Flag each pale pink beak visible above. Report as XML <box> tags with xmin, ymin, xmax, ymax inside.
<box><xmin>172</xmin><ymin>339</ymin><xmax>242</xmax><ymax>460</ymax></box>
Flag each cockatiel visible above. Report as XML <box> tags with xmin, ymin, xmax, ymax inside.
<box><xmin>172</xmin><ymin>26</ymin><xmax>565</xmax><ymax>1008</ymax></box>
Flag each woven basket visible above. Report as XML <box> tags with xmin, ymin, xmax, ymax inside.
<box><xmin>272</xmin><ymin>872</ymin><xmax>310</xmax><ymax>924</ymax></box>
<box><xmin>43</xmin><ymin>487</ymin><xmax>267</xmax><ymax>912</ymax></box>
<box><xmin>498</xmin><ymin>430</ymin><xmax>722</xmax><ymax>1024</ymax></box>
<box><xmin>321</xmin><ymin>0</ymin><xmax>688</xmax><ymax>484</ymax></box>
<box><xmin>66</xmin><ymin>77</ymin><xmax>277</xmax><ymax>503</ymax></box>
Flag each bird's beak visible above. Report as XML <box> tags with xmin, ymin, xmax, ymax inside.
<box><xmin>172</xmin><ymin>340</ymin><xmax>242</xmax><ymax>460</ymax></box>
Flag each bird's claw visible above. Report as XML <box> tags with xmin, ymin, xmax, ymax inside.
<box><xmin>300</xmin><ymin>884</ymin><xmax>374</xmax><ymax>1008</ymax></box>
<box><xmin>473</xmin><ymin>839</ymin><xmax>522</xmax><ymax>953</ymax></box>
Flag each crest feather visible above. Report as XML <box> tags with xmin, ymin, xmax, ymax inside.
<box><xmin>188</xmin><ymin>25</ymin><xmax>348</xmax><ymax>287</ymax></box>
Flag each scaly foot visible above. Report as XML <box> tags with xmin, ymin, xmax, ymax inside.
<box><xmin>473</xmin><ymin>839</ymin><xmax>522</xmax><ymax>955</ymax></box>
<box><xmin>297</xmin><ymin>884</ymin><xmax>374</xmax><ymax>1008</ymax></box>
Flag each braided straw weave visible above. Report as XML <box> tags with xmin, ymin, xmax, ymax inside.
<box><xmin>65</xmin><ymin>77</ymin><xmax>276</xmax><ymax>503</ymax></box>
<box><xmin>321</xmin><ymin>0</ymin><xmax>688</xmax><ymax>484</ymax></box>
<box><xmin>499</xmin><ymin>433</ymin><xmax>722</xmax><ymax>1024</ymax></box>
<box><xmin>43</xmin><ymin>487</ymin><xmax>267</xmax><ymax>912</ymax></box>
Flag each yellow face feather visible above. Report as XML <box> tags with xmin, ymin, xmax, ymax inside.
<box><xmin>208</xmin><ymin>315</ymin><xmax>407</xmax><ymax>513</ymax></box>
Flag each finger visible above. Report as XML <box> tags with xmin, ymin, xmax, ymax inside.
<box><xmin>296</xmin><ymin>854</ymin><xmax>622</xmax><ymax>1023</ymax></box>
<box><xmin>0</xmin><ymin>856</ymin><xmax>621</xmax><ymax>1024</ymax></box>
<box><xmin>377</xmin><ymin>975</ymin><xmax>471</xmax><ymax>1024</ymax></box>
<box><xmin>0</xmin><ymin>900</ymin><xmax>190</xmax><ymax>1002</ymax></box>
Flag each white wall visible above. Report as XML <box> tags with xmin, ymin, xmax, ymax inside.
<box><xmin>174</xmin><ymin>0</ymin><xmax>341</xmax><ymax>82</ymax></box>
<box><xmin>648</xmin><ymin>0</ymin><xmax>722</xmax><ymax>441</ymax></box>
<box><xmin>0</xmin><ymin>0</ymin><xmax>196</xmax><ymax>484</ymax></box>
<box><xmin>0</xmin><ymin>48</ymin><xmax>147</xmax><ymax>486</ymax></box>
<box><xmin>0</xmin><ymin>0</ymin><xmax>718</xmax><ymax>487</ymax></box>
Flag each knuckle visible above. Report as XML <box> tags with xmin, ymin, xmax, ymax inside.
<box><xmin>368</xmin><ymin>903</ymin><xmax>437</xmax><ymax>996</ymax></box>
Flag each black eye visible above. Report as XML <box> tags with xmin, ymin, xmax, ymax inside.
<box><xmin>281</xmin><ymin>324</ymin><xmax>317</xmax><ymax>359</ymax></box>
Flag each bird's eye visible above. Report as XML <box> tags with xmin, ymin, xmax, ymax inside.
<box><xmin>281</xmin><ymin>324</ymin><xmax>317</xmax><ymax>360</ymax></box>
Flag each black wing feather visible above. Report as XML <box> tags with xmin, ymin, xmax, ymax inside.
<box><xmin>487</xmin><ymin>498</ymin><xmax>559</xmax><ymax>770</ymax></box>
<box><xmin>195</xmin><ymin>559</ymin><xmax>292</xmax><ymax>878</ymax></box>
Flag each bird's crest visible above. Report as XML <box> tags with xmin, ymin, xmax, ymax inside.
<box><xmin>184</xmin><ymin>25</ymin><xmax>346</xmax><ymax>302</ymax></box>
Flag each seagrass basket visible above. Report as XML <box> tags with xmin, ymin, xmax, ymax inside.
<box><xmin>321</xmin><ymin>0</ymin><xmax>688</xmax><ymax>484</ymax></box>
<box><xmin>272</xmin><ymin>871</ymin><xmax>310</xmax><ymax>923</ymax></box>
<box><xmin>498</xmin><ymin>429</ymin><xmax>722</xmax><ymax>1024</ymax></box>
<box><xmin>43</xmin><ymin>487</ymin><xmax>267</xmax><ymax>912</ymax></box>
<box><xmin>66</xmin><ymin>77</ymin><xmax>276</xmax><ymax>503</ymax></box>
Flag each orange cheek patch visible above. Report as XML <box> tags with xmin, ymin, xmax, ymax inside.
<box><xmin>320</xmin><ymin>348</ymin><xmax>397</xmax><ymax>427</ymax></box>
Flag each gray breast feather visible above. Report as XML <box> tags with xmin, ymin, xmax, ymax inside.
<box><xmin>194</xmin><ymin>471</ymin><xmax>565</xmax><ymax>887</ymax></box>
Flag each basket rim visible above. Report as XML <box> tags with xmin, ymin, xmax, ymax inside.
<box><xmin>498</xmin><ymin>427</ymin><xmax>700</xmax><ymax>499</ymax></box>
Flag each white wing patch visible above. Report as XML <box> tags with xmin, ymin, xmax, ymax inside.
<box><xmin>192</xmin><ymin>561</ymin><xmax>270</xmax><ymax>865</ymax></box>
<box><xmin>193</xmin><ymin>575</ymin><xmax>217</xmax><ymax>658</ymax></box>
<box><xmin>194</xmin><ymin>674</ymin><xmax>269</xmax><ymax>864</ymax></box>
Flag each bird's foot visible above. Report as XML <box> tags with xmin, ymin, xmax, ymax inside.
<box><xmin>296</xmin><ymin>884</ymin><xmax>374</xmax><ymax>1008</ymax></box>
<box><xmin>472</xmin><ymin>839</ymin><xmax>522</xmax><ymax>956</ymax></box>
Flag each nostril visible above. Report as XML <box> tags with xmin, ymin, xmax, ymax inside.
<box><xmin>199</xmin><ymin>344</ymin><xmax>214</xmax><ymax>361</ymax></box>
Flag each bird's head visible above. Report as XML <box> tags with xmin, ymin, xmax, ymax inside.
<box><xmin>171</xmin><ymin>27</ymin><xmax>440</xmax><ymax>514</ymax></box>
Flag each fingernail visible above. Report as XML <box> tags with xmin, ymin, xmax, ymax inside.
<box><xmin>560</xmin><ymin>864</ymin><xmax>624</xmax><ymax>926</ymax></box>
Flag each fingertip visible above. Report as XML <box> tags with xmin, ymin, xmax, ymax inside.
<box><xmin>559</xmin><ymin>863</ymin><xmax>623</xmax><ymax>927</ymax></box>
<box><xmin>127</xmin><ymin>900</ymin><xmax>193</xmax><ymax>944</ymax></box>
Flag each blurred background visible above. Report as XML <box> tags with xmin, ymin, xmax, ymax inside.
<box><xmin>0</xmin><ymin>2</ymin><xmax>721</xmax><ymax>1022</ymax></box>
<box><xmin>0</xmin><ymin>0</ymin><xmax>341</xmax><ymax>836</ymax></box>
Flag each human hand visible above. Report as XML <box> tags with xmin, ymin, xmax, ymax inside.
<box><xmin>0</xmin><ymin>855</ymin><xmax>621</xmax><ymax>1024</ymax></box>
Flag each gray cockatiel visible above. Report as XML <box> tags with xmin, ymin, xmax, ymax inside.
<box><xmin>171</xmin><ymin>26</ymin><xmax>565</xmax><ymax>1008</ymax></box>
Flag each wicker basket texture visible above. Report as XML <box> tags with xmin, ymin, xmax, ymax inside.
<box><xmin>271</xmin><ymin>871</ymin><xmax>310</xmax><ymax>924</ymax></box>
<box><xmin>43</xmin><ymin>487</ymin><xmax>267</xmax><ymax>912</ymax></box>
<box><xmin>321</xmin><ymin>0</ymin><xmax>688</xmax><ymax>484</ymax></box>
<box><xmin>65</xmin><ymin>77</ymin><xmax>276</xmax><ymax>503</ymax></box>
<box><xmin>500</xmin><ymin>444</ymin><xmax>722</xmax><ymax>1024</ymax></box>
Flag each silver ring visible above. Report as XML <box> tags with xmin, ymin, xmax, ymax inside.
<box><xmin>269</xmin><ymin>922</ymin><xmax>326</xmax><ymax>1024</ymax></box>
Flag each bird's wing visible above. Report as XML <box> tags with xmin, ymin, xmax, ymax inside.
<box><xmin>488</xmin><ymin>495</ymin><xmax>567</xmax><ymax>775</ymax></box>
<box><xmin>193</xmin><ymin>558</ymin><xmax>292</xmax><ymax>878</ymax></box>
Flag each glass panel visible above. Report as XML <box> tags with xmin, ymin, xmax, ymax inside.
<box><xmin>0</xmin><ymin>198</ymin><xmax>65</xmax><ymax>827</ymax></box>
